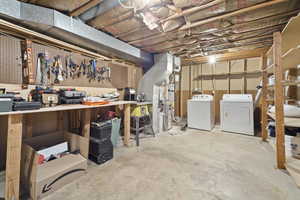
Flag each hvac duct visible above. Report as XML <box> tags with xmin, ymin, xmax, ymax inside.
<box><xmin>0</xmin><ymin>0</ymin><xmax>153</xmax><ymax>68</ymax></box>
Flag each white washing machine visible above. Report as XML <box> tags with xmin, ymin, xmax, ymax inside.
<box><xmin>220</xmin><ymin>94</ymin><xmax>254</xmax><ymax>135</ymax></box>
<box><xmin>188</xmin><ymin>95</ymin><xmax>215</xmax><ymax>131</ymax></box>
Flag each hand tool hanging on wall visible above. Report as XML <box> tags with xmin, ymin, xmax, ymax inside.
<box><xmin>66</xmin><ymin>56</ymin><xmax>78</xmax><ymax>79</ymax></box>
<box><xmin>21</xmin><ymin>39</ymin><xmax>35</xmax><ymax>88</ymax></box>
<box><xmin>51</xmin><ymin>56</ymin><xmax>64</xmax><ymax>84</ymax></box>
<box><xmin>88</xmin><ymin>59</ymin><xmax>97</xmax><ymax>82</ymax></box>
<box><xmin>37</xmin><ymin>52</ymin><xmax>50</xmax><ymax>86</ymax></box>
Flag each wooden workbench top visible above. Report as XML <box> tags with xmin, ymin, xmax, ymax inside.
<box><xmin>0</xmin><ymin>101</ymin><xmax>136</xmax><ymax>116</ymax></box>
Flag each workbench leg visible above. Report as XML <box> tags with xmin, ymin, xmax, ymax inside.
<box><xmin>24</xmin><ymin>114</ymin><xmax>33</xmax><ymax>138</ymax></box>
<box><xmin>135</xmin><ymin>117</ymin><xmax>140</xmax><ymax>147</ymax></box>
<box><xmin>124</xmin><ymin>104</ymin><xmax>131</xmax><ymax>146</ymax></box>
<box><xmin>5</xmin><ymin>114</ymin><xmax>23</xmax><ymax>200</ymax></box>
<box><xmin>57</xmin><ymin>111</ymin><xmax>64</xmax><ymax>132</ymax></box>
<box><xmin>81</xmin><ymin>109</ymin><xmax>91</xmax><ymax>138</ymax></box>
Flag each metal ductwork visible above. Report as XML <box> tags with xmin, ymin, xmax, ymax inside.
<box><xmin>0</xmin><ymin>0</ymin><xmax>153</xmax><ymax>67</ymax></box>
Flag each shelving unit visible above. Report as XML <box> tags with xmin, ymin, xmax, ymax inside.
<box><xmin>193</xmin><ymin>70</ymin><xmax>261</xmax><ymax>80</ymax></box>
<box><xmin>261</xmin><ymin>13</ymin><xmax>300</xmax><ymax>170</ymax></box>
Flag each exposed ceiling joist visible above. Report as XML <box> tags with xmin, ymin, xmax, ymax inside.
<box><xmin>70</xmin><ymin>0</ymin><xmax>104</xmax><ymax>17</ymax></box>
<box><xmin>137</xmin><ymin>23</ymin><xmax>284</xmax><ymax>49</ymax></box>
<box><xmin>179</xmin><ymin>0</ymin><xmax>288</xmax><ymax>31</ymax></box>
<box><xmin>179</xmin><ymin>44</ymin><xmax>271</xmax><ymax>57</ymax></box>
<box><xmin>152</xmin><ymin>35</ymin><xmax>273</xmax><ymax>53</ymax></box>
<box><xmin>79</xmin><ymin>0</ymin><xmax>126</xmax><ymax>21</ymax></box>
<box><xmin>182</xmin><ymin>48</ymin><xmax>269</xmax><ymax>64</ymax></box>
<box><xmin>161</xmin><ymin>0</ymin><xmax>225</xmax><ymax>22</ymax></box>
<box><xmin>127</xmin><ymin>8</ymin><xmax>298</xmax><ymax>46</ymax></box>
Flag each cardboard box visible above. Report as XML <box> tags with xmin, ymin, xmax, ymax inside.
<box><xmin>21</xmin><ymin>131</ymin><xmax>89</xmax><ymax>200</ymax></box>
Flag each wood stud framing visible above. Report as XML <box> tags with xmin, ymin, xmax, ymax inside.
<box><xmin>273</xmin><ymin>32</ymin><xmax>286</xmax><ymax>169</ymax></box>
<box><xmin>261</xmin><ymin>55</ymin><xmax>268</xmax><ymax>142</ymax></box>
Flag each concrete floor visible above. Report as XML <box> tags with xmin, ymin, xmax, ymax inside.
<box><xmin>43</xmin><ymin>127</ymin><xmax>300</xmax><ymax>200</ymax></box>
<box><xmin>1</xmin><ymin>127</ymin><xmax>300</xmax><ymax>200</ymax></box>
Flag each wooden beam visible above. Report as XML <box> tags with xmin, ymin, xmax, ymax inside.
<box><xmin>57</xmin><ymin>111</ymin><xmax>64</xmax><ymax>132</ymax></box>
<box><xmin>183</xmin><ymin>48</ymin><xmax>269</xmax><ymax>64</ymax></box>
<box><xmin>243</xmin><ymin>59</ymin><xmax>247</xmax><ymax>94</ymax></box>
<box><xmin>161</xmin><ymin>0</ymin><xmax>225</xmax><ymax>22</ymax></box>
<box><xmin>127</xmin><ymin>9</ymin><xmax>299</xmax><ymax>45</ymax></box>
<box><xmin>273</xmin><ymin>31</ymin><xmax>285</xmax><ymax>169</ymax></box>
<box><xmin>124</xmin><ymin>104</ymin><xmax>131</xmax><ymax>146</ymax></box>
<box><xmin>261</xmin><ymin>54</ymin><xmax>269</xmax><ymax>142</ymax></box>
<box><xmin>140</xmin><ymin>23</ymin><xmax>283</xmax><ymax>51</ymax></box>
<box><xmin>70</xmin><ymin>0</ymin><xmax>104</xmax><ymax>17</ymax></box>
<box><xmin>81</xmin><ymin>109</ymin><xmax>91</xmax><ymax>138</ymax></box>
<box><xmin>189</xmin><ymin>65</ymin><xmax>192</xmax><ymax>98</ymax></box>
<box><xmin>179</xmin><ymin>0</ymin><xmax>288</xmax><ymax>31</ymax></box>
<box><xmin>89</xmin><ymin>10</ymin><xmax>133</xmax><ymax>29</ymax></box>
<box><xmin>147</xmin><ymin>33</ymin><xmax>273</xmax><ymax>53</ymax></box>
<box><xmin>5</xmin><ymin>114</ymin><xmax>23</xmax><ymax>200</ymax></box>
<box><xmin>24</xmin><ymin>114</ymin><xmax>33</xmax><ymax>138</ymax></box>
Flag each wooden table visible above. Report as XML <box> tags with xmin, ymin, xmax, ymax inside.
<box><xmin>0</xmin><ymin>101</ymin><xmax>134</xmax><ymax>200</ymax></box>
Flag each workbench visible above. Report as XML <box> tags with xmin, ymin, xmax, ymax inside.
<box><xmin>0</xmin><ymin>101</ymin><xmax>135</xmax><ymax>200</ymax></box>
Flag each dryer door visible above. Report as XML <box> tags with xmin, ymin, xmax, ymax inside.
<box><xmin>222</xmin><ymin>102</ymin><xmax>253</xmax><ymax>135</ymax></box>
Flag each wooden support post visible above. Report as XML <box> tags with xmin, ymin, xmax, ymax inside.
<box><xmin>228</xmin><ymin>61</ymin><xmax>231</xmax><ymax>93</ymax></box>
<box><xmin>57</xmin><ymin>111</ymin><xmax>64</xmax><ymax>132</ymax></box>
<box><xmin>243</xmin><ymin>59</ymin><xmax>247</xmax><ymax>94</ymax></box>
<box><xmin>5</xmin><ymin>114</ymin><xmax>23</xmax><ymax>200</ymax></box>
<box><xmin>189</xmin><ymin>65</ymin><xmax>192</xmax><ymax>98</ymax></box>
<box><xmin>124</xmin><ymin>104</ymin><xmax>131</xmax><ymax>146</ymax></box>
<box><xmin>81</xmin><ymin>109</ymin><xmax>91</xmax><ymax>138</ymax></box>
<box><xmin>200</xmin><ymin>64</ymin><xmax>203</xmax><ymax>91</ymax></box>
<box><xmin>261</xmin><ymin>54</ymin><xmax>269</xmax><ymax>141</ymax></box>
<box><xmin>24</xmin><ymin>114</ymin><xmax>33</xmax><ymax>138</ymax></box>
<box><xmin>179</xmin><ymin>70</ymin><xmax>183</xmax><ymax>117</ymax></box>
<box><xmin>273</xmin><ymin>32</ymin><xmax>286</xmax><ymax>169</ymax></box>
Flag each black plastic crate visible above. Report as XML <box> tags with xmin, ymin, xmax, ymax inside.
<box><xmin>90</xmin><ymin>120</ymin><xmax>112</xmax><ymax>141</ymax></box>
<box><xmin>89</xmin><ymin>137</ymin><xmax>113</xmax><ymax>156</ymax></box>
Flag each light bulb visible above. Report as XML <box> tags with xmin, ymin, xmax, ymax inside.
<box><xmin>208</xmin><ymin>56</ymin><xmax>216</xmax><ymax>64</ymax></box>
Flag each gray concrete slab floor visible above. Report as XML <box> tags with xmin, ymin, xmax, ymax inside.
<box><xmin>1</xmin><ymin>127</ymin><xmax>300</xmax><ymax>200</ymax></box>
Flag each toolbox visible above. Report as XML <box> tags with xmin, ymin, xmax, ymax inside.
<box><xmin>0</xmin><ymin>98</ymin><xmax>13</xmax><ymax>112</ymax></box>
<box><xmin>13</xmin><ymin>101</ymin><xmax>42</xmax><ymax>111</ymax></box>
<box><xmin>31</xmin><ymin>86</ymin><xmax>58</xmax><ymax>107</ymax></box>
<box><xmin>59</xmin><ymin>89</ymin><xmax>86</xmax><ymax>104</ymax></box>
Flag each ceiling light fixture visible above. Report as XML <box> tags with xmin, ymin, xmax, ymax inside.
<box><xmin>208</xmin><ymin>56</ymin><xmax>216</xmax><ymax>64</ymax></box>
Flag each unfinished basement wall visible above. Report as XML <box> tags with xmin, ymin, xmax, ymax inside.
<box><xmin>178</xmin><ymin>57</ymin><xmax>262</xmax><ymax>123</ymax></box>
<box><xmin>0</xmin><ymin>34</ymin><xmax>142</xmax><ymax>89</ymax></box>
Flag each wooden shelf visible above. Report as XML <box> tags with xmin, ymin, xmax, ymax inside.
<box><xmin>266</xmin><ymin>97</ymin><xmax>296</xmax><ymax>102</ymax></box>
<box><xmin>282</xmin><ymin>80</ymin><xmax>300</xmax><ymax>86</ymax></box>
<box><xmin>282</xmin><ymin>12</ymin><xmax>300</xmax><ymax>54</ymax></box>
<box><xmin>268</xmin><ymin>112</ymin><xmax>300</xmax><ymax>128</ymax></box>
<box><xmin>193</xmin><ymin>70</ymin><xmax>261</xmax><ymax>80</ymax></box>
<box><xmin>268</xmin><ymin>80</ymin><xmax>300</xmax><ymax>88</ymax></box>
<box><xmin>282</xmin><ymin>45</ymin><xmax>300</xmax><ymax>70</ymax></box>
